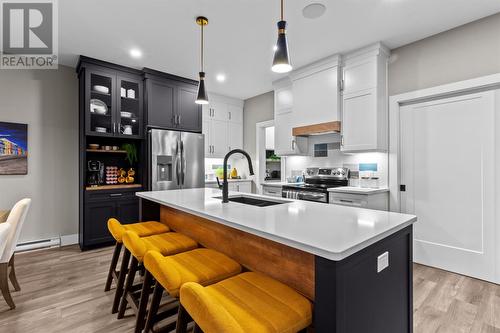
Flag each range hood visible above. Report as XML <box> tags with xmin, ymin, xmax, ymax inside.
<box><xmin>292</xmin><ymin>121</ymin><xmax>341</xmax><ymax>136</ymax></box>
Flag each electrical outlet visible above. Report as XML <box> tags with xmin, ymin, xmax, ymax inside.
<box><xmin>377</xmin><ymin>251</ymin><xmax>389</xmax><ymax>273</ymax></box>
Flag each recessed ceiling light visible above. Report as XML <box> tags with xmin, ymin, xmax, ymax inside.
<box><xmin>129</xmin><ymin>48</ymin><xmax>143</xmax><ymax>59</ymax></box>
<box><xmin>302</xmin><ymin>3</ymin><xmax>327</xmax><ymax>19</ymax></box>
<box><xmin>216</xmin><ymin>74</ymin><xmax>226</xmax><ymax>82</ymax></box>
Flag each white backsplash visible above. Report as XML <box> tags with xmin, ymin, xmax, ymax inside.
<box><xmin>285</xmin><ymin>150</ymin><xmax>388</xmax><ymax>187</ymax></box>
<box><xmin>205</xmin><ymin>157</ymin><xmax>249</xmax><ymax>180</ymax></box>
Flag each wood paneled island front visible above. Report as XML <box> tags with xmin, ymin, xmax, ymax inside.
<box><xmin>138</xmin><ymin>188</ymin><xmax>417</xmax><ymax>333</ymax></box>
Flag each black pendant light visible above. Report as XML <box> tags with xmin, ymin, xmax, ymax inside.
<box><xmin>195</xmin><ymin>16</ymin><xmax>209</xmax><ymax>105</ymax></box>
<box><xmin>272</xmin><ymin>0</ymin><xmax>292</xmax><ymax>73</ymax></box>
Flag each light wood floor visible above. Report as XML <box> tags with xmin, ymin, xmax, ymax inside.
<box><xmin>0</xmin><ymin>245</ymin><xmax>499</xmax><ymax>333</ymax></box>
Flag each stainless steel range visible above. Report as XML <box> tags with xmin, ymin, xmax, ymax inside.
<box><xmin>282</xmin><ymin>167</ymin><xmax>349</xmax><ymax>203</ymax></box>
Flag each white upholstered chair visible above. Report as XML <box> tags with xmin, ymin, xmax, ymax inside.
<box><xmin>0</xmin><ymin>198</ymin><xmax>31</xmax><ymax>309</ymax></box>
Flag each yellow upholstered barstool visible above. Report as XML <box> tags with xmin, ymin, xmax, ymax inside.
<box><xmin>178</xmin><ymin>272</ymin><xmax>313</xmax><ymax>333</ymax></box>
<box><xmin>105</xmin><ymin>218</ymin><xmax>169</xmax><ymax>292</ymax></box>
<box><xmin>142</xmin><ymin>249</ymin><xmax>242</xmax><ymax>333</ymax></box>
<box><xmin>116</xmin><ymin>230</ymin><xmax>198</xmax><ymax>321</ymax></box>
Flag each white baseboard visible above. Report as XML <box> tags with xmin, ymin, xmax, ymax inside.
<box><xmin>60</xmin><ymin>234</ymin><xmax>79</xmax><ymax>246</ymax></box>
<box><xmin>16</xmin><ymin>238</ymin><xmax>60</xmax><ymax>252</ymax></box>
<box><xmin>15</xmin><ymin>234</ymin><xmax>79</xmax><ymax>252</ymax></box>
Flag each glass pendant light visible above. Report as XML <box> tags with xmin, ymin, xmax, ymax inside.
<box><xmin>195</xmin><ymin>16</ymin><xmax>209</xmax><ymax>105</ymax></box>
<box><xmin>272</xmin><ymin>0</ymin><xmax>292</xmax><ymax>73</ymax></box>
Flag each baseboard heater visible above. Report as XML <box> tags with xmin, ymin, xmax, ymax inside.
<box><xmin>15</xmin><ymin>237</ymin><xmax>61</xmax><ymax>252</ymax></box>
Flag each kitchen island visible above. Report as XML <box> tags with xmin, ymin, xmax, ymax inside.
<box><xmin>137</xmin><ymin>188</ymin><xmax>417</xmax><ymax>333</ymax></box>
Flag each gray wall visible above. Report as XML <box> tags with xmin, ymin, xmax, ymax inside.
<box><xmin>0</xmin><ymin>66</ymin><xmax>78</xmax><ymax>243</ymax></box>
<box><xmin>389</xmin><ymin>13</ymin><xmax>500</xmax><ymax>96</ymax></box>
<box><xmin>243</xmin><ymin>91</ymin><xmax>274</xmax><ymax>160</ymax></box>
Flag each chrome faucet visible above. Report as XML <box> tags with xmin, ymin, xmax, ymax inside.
<box><xmin>222</xmin><ymin>149</ymin><xmax>254</xmax><ymax>203</ymax></box>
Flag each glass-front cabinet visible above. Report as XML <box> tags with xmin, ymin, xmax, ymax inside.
<box><xmin>117</xmin><ymin>76</ymin><xmax>142</xmax><ymax>138</ymax></box>
<box><xmin>84</xmin><ymin>66</ymin><xmax>143</xmax><ymax>139</ymax></box>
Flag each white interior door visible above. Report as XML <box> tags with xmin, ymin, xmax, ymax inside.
<box><xmin>400</xmin><ymin>91</ymin><xmax>496</xmax><ymax>283</ymax></box>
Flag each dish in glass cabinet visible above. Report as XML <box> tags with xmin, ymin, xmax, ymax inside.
<box><xmin>120</xmin><ymin>111</ymin><xmax>133</xmax><ymax>118</ymax></box>
<box><xmin>92</xmin><ymin>85</ymin><xmax>109</xmax><ymax>94</ymax></box>
<box><xmin>90</xmin><ymin>99</ymin><xmax>108</xmax><ymax>115</ymax></box>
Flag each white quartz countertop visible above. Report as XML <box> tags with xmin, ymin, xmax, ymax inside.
<box><xmin>137</xmin><ymin>188</ymin><xmax>416</xmax><ymax>261</ymax></box>
<box><xmin>205</xmin><ymin>179</ymin><xmax>252</xmax><ymax>184</ymax></box>
<box><xmin>328</xmin><ymin>187</ymin><xmax>390</xmax><ymax>195</ymax></box>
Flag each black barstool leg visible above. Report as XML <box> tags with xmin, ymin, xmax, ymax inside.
<box><xmin>105</xmin><ymin>242</ymin><xmax>122</xmax><ymax>291</ymax></box>
<box><xmin>175</xmin><ymin>304</ymin><xmax>191</xmax><ymax>333</ymax></box>
<box><xmin>144</xmin><ymin>282</ymin><xmax>164</xmax><ymax>333</ymax></box>
<box><xmin>135</xmin><ymin>270</ymin><xmax>153</xmax><ymax>333</ymax></box>
<box><xmin>118</xmin><ymin>256</ymin><xmax>139</xmax><ymax>319</ymax></box>
<box><xmin>112</xmin><ymin>248</ymin><xmax>130</xmax><ymax>314</ymax></box>
<box><xmin>193</xmin><ymin>324</ymin><xmax>203</xmax><ymax>333</ymax></box>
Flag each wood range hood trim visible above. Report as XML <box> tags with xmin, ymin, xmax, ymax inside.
<box><xmin>292</xmin><ymin>121</ymin><xmax>341</xmax><ymax>136</ymax></box>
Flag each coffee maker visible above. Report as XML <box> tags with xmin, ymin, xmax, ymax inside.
<box><xmin>87</xmin><ymin>160</ymin><xmax>104</xmax><ymax>186</ymax></box>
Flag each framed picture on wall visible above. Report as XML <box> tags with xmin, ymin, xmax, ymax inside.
<box><xmin>0</xmin><ymin>122</ymin><xmax>28</xmax><ymax>175</ymax></box>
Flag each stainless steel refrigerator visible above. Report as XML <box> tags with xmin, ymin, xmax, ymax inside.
<box><xmin>149</xmin><ymin>128</ymin><xmax>205</xmax><ymax>191</ymax></box>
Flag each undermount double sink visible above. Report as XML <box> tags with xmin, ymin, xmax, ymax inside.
<box><xmin>215</xmin><ymin>195</ymin><xmax>289</xmax><ymax>207</ymax></box>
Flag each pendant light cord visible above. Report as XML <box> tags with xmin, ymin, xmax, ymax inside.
<box><xmin>201</xmin><ymin>23</ymin><xmax>204</xmax><ymax>72</ymax></box>
<box><xmin>280</xmin><ymin>0</ymin><xmax>284</xmax><ymax>21</ymax></box>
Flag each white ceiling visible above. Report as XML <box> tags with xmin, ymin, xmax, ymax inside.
<box><xmin>59</xmin><ymin>0</ymin><xmax>500</xmax><ymax>100</ymax></box>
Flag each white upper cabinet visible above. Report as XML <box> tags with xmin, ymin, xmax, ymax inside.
<box><xmin>291</xmin><ymin>55</ymin><xmax>341</xmax><ymax>128</ymax></box>
<box><xmin>209</xmin><ymin>101</ymin><xmax>228</xmax><ymax>121</ymax></box>
<box><xmin>271</xmin><ymin>43</ymin><xmax>388</xmax><ymax>155</ymax></box>
<box><xmin>275</xmin><ymin>87</ymin><xmax>294</xmax><ymax>114</ymax></box>
<box><xmin>227</xmin><ymin>104</ymin><xmax>243</xmax><ymax>124</ymax></box>
<box><xmin>341</xmin><ymin>43</ymin><xmax>389</xmax><ymax>152</ymax></box>
<box><xmin>210</xmin><ymin>119</ymin><xmax>229</xmax><ymax>157</ymax></box>
<box><xmin>274</xmin><ymin>111</ymin><xmax>308</xmax><ymax>156</ymax></box>
<box><xmin>228</xmin><ymin>121</ymin><xmax>243</xmax><ymax>151</ymax></box>
<box><xmin>273</xmin><ymin>79</ymin><xmax>308</xmax><ymax>156</ymax></box>
<box><xmin>203</xmin><ymin>95</ymin><xmax>244</xmax><ymax>158</ymax></box>
<box><xmin>342</xmin><ymin>58</ymin><xmax>377</xmax><ymax>94</ymax></box>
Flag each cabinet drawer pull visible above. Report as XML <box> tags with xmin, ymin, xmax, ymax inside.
<box><xmin>109</xmin><ymin>193</ymin><xmax>123</xmax><ymax>197</ymax></box>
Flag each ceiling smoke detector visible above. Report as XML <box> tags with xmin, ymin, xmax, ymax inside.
<box><xmin>302</xmin><ymin>3</ymin><xmax>327</xmax><ymax>19</ymax></box>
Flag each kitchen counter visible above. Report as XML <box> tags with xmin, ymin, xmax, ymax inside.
<box><xmin>261</xmin><ymin>181</ymin><xmax>303</xmax><ymax>187</ymax></box>
<box><xmin>204</xmin><ymin>178</ymin><xmax>252</xmax><ymax>185</ymax></box>
<box><xmin>137</xmin><ymin>188</ymin><xmax>415</xmax><ymax>261</ymax></box>
<box><xmin>328</xmin><ymin>186</ymin><xmax>389</xmax><ymax>194</ymax></box>
<box><xmin>138</xmin><ymin>188</ymin><xmax>416</xmax><ymax>332</ymax></box>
